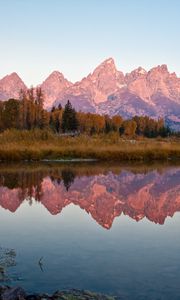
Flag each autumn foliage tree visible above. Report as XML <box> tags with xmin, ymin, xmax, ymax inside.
<box><xmin>49</xmin><ymin>106</ymin><xmax>62</xmax><ymax>133</ymax></box>
<box><xmin>77</xmin><ymin>112</ymin><xmax>105</xmax><ymax>134</ymax></box>
<box><xmin>120</xmin><ymin>120</ymin><xmax>137</xmax><ymax>137</ymax></box>
<box><xmin>0</xmin><ymin>94</ymin><xmax>172</xmax><ymax>138</ymax></box>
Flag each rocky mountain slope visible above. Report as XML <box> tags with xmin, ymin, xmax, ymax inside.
<box><xmin>0</xmin><ymin>58</ymin><xmax>179</xmax><ymax>129</ymax></box>
<box><xmin>40</xmin><ymin>71</ymin><xmax>72</xmax><ymax>108</ymax></box>
<box><xmin>0</xmin><ymin>72</ymin><xmax>26</xmax><ymax>100</ymax></box>
<box><xmin>52</xmin><ymin>59</ymin><xmax>180</xmax><ymax>130</ymax></box>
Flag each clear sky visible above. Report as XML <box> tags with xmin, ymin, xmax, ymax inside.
<box><xmin>0</xmin><ymin>0</ymin><xmax>179</xmax><ymax>86</ymax></box>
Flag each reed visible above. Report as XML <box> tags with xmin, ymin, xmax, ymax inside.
<box><xmin>0</xmin><ymin>129</ymin><xmax>179</xmax><ymax>161</ymax></box>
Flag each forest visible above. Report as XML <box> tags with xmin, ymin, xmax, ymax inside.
<box><xmin>0</xmin><ymin>88</ymin><xmax>179</xmax><ymax>161</ymax></box>
<box><xmin>0</xmin><ymin>87</ymin><xmax>172</xmax><ymax>138</ymax></box>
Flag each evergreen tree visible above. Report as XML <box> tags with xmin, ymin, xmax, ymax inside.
<box><xmin>104</xmin><ymin>115</ymin><xmax>112</xmax><ymax>133</ymax></box>
<box><xmin>61</xmin><ymin>100</ymin><xmax>78</xmax><ymax>132</ymax></box>
<box><xmin>58</xmin><ymin>103</ymin><xmax>62</xmax><ymax>110</ymax></box>
<box><xmin>55</xmin><ymin>115</ymin><xmax>60</xmax><ymax>133</ymax></box>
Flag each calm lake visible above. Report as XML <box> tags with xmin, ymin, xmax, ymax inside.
<box><xmin>0</xmin><ymin>162</ymin><xmax>180</xmax><ymax>300</ymax></box>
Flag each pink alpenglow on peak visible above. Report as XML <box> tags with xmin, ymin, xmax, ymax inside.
<box><xmin>0</xmin><ymin>58</ymin><xmax>180</xmax><ymax>130</ymax></box>
<box><xmin>0</xmin><ymin>72</ymin><xmax>27</xmax><ymax>101</ymax></box>
<box><xmin>40</xmin><ymin>71</ymin><xmax>72</xmax><ymax>109</ymax></box>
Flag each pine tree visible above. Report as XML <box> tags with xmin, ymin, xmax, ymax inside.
<box><xmin>61</xmin><ymin>100</ymin><xmax>78</xmax><ymax>132</ymax></box>
<box><xmin>58</xmin><ymin>103</ymin><xmax>62</xmax><ymax>110</ymax></box>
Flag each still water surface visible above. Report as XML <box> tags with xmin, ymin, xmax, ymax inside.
<box><xmin>0</xmin><ymin>163</ymin><xmax>180</xmax><ymax>299</ymax></box>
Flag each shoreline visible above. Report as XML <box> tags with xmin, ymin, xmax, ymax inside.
<box><xmin>0</xmin><ymin>150</ymin><xmax>179</xmax><ymax>162</ymax></box>
<box><xmin>0</xmin><ymin>286</ymin><xmax>117</xmax><ymax>300</ymax></box>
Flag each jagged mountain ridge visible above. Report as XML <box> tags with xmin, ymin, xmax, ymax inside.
<box><xmin>52</xmin><ymin>59</ymin><xmax>180</xmax><ymax>130</ymax></box>
<box><xmin>0</xmin><ymin>58</ymin><xmax>179</xmax><ymax>130</ymax></box>
<box><xmin>0</xmin><ymin>72</ymin><xmax>26</xmax><ymax>100</ymax></box>
<box><xmin>40</xmin><ymin>71</ymin><xmax>72</xmax><ymax>108</ymax></box>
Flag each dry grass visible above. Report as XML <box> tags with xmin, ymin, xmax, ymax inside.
<box><xmin>0</xmin><ymin>129</ymin><xmax>179</xmax><ymax>161</ymax></box>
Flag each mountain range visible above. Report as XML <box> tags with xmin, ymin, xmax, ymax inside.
<box><xmin>0</xmin><ymin>58</ymin><xmax>180</xmax><ymax>130</ymax></box>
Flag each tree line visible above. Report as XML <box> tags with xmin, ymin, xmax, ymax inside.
<box><xmin>0</xmin><ymin>88</ymin><xmax>172</xmax><ymax>138</ymax></box>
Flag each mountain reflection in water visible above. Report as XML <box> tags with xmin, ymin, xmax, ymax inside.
<box><xmin>0</xmin><ymin>163</ymin><xmax>179</xmax><ymax>229</ymax></box>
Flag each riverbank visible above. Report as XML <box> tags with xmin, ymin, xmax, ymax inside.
<box><xmin>0</xmin><ymin>130</ymin><xmax>179</xmax><ymax>161</ymax></box>
<box><xmin>0</xmin><ymin>286</ymin><xmax>117</xmax><ymax>300</ymax></box>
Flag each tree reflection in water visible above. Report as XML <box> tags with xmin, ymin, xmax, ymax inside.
<box><xmin>0</xmin><ymin>163</ymin><xmax>179</xmax><ymax>227</ymax></box>
<box><xmin>61</xmin><ymin>169</ymin><xmax>75</xmax><ymax>191</ymax></box>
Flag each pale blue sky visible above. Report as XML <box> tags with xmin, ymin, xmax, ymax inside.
<box><xmin>0</xmin><ymin>0</ymin><xmax>179</xmax><ymax>86</ymax></box>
